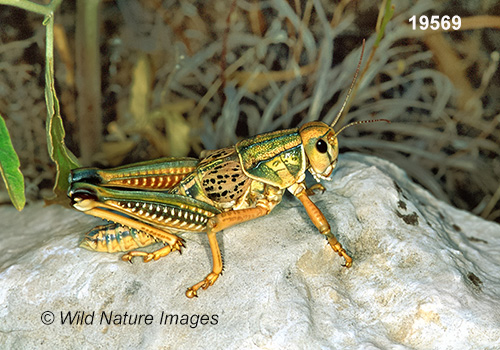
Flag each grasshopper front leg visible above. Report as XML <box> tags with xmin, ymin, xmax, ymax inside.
<box><xmin>295</xmin><ymin>186</ymin><xmax>352</xmax><ymax>267</ymax></box>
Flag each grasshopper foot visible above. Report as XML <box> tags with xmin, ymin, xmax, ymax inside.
<box><xmin>170</xmin><ymin>238</ymin><xmax>185</xmax><ymax>253</ymax></box>
<box><xmin>121</xmin><ymin>249</ymin><xmax>168</xmax><ymax>263</ymax></box>
<box><xmin>305</xmin><ymin>184</ymin><xmax>326</xmax><ymax>196</ymax></box>
<box><xmin>328</xmin><ymin>240</ymin><xmax>352</xmax><ymax>268</ymax></box>
<box><xmin>185</xmin><ymin>272</ymin><xmax>220</xmax><ymax>298</ymax></box>
<box><xmin>121</xmin><ymin>241</ymin><xmax>184</xmax><ymax>263</ymax></box>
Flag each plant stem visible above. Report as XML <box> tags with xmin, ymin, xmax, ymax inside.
<box><xmin>0</xmin><ymin>0</ymin><xmax>62</xmax><ymax>15</ymax></box>
<box><xmin>76</xmin><ymin>0</ymin><xmax>102</xmax><ymax>165</ymax></box>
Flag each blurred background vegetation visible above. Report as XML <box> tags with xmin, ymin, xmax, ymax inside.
<box><xmin>0</xmin><ymin>0</ymin><xmax>499</xmax><ymax>222</ymax></box>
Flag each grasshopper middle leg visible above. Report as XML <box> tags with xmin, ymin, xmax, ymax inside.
<box><xmin>185</xmin><ymin>206</ymin><xmax>269</xmax><ymax>298</ymax></box>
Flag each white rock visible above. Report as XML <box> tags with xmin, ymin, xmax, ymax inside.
<box><xmin>1</xmin><ymin>153</ymin><xmax>499</xmax><ymax>349</ymax></box>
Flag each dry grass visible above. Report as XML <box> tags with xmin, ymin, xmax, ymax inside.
<box><xmin>0</xmin><ymin>0</ymin><xmax>499</xmax><ymax>222</ymax></box>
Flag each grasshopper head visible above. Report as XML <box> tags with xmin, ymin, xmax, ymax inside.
<box><xmin>299</xmin><ymin>121</ymin><xmax>338</xmax><ymax>182</ymax></box>
<box><xmin>299</xmin><ymin>119</ymin><xmax>390</xmax><ymax>182</ymax></box>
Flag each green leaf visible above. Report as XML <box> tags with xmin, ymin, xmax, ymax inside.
<box><xmin>45</xmin><ymin>58</ymin><xmax>81</xmax><ymax>202</ymax></box>
<box><xmin>374</xmin><ymin>0</ymin><xmax>394</xmax><ymax>48</ymax></box>
<box><xmin>0</xmin><ymin>114</ymin><xmax>25</xmax><ymax>211</ymax></box>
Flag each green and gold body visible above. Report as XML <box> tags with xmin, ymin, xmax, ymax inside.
<box><xmin>68</xmin><ymin>43</ymin><xmax>388</xmax><ymax>298</ymax></box>
<box><xmin>68</xmin><ymin>121</ymin><xmax>356</xmax><ymax>298</ymax></box>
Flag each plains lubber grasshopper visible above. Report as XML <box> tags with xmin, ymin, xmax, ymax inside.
<box><xmin>68</xmin><ymin>44</ymin><xmax>388</xmax><ymax>298</ymax></box>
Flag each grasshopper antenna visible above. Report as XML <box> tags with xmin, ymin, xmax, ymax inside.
<box><xmin>330</xmin><ymin>39</ymin><xmax>366</xmax><ymax>129</ymax></box>
<box><xmin>329</xmin><ymin>40</ymin><xmax>390</xmax><ymax>138</ymax></box>
<box><xmin>332</xmin><ymin>118</ymin><xmax>390</xmax><ymax>139</ymax></box>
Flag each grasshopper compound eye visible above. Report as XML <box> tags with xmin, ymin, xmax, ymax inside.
<box><xmin>316</xmin><ymin>139</ymin><xmax>328</xmax><ymax>154</ymax></box>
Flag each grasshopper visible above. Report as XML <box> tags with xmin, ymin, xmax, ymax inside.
<box><xmin>68</xmin><ymin>44</ymin><xmax>388</xmax><ymax>298</ymax></box>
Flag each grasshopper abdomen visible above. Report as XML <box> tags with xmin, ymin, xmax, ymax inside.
<box><xmin>80</xmin><ymin>223</ymin><xmax>159</xmax><ymax>253</ymax></box>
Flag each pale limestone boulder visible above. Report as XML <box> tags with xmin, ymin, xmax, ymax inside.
<box><xmin>1</xmin><ymin>153</ymin><xmax>499</xmax><ymax>349</ymax></box>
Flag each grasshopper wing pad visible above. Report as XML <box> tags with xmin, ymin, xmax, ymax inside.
<box><xmin>70</xmin><ymin>157</ymin><xmax>199</xmax><ymax>190</ymax></box>
<box><xmin>197</xmin><ymin>147</ymin><xmax>252</xmax><ymax>203</ymax></box>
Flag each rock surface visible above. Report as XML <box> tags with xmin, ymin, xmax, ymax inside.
<box><xmin>1</xmin><ymin>153</ymin><xmax>499</xmax><ymax>349</ymax></box>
